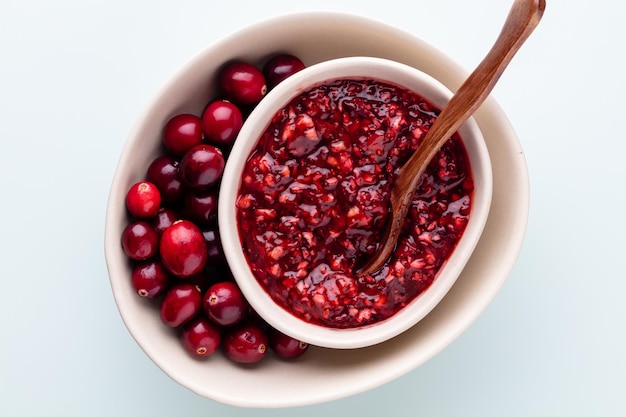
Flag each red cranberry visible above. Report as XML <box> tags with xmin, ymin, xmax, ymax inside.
<box><xmin>202</xmin><ymin>100</ymin><xmax>243</xmax><ymax>146</ymax></box>
<box><xmin>159</xmin><ymin>220</ymin><xmax>208</xmax><ymax>277</ymax></box>
<box><xmin>203</xmin><ymin>281</ymin><xmax>247</xmax><ymax>326</ymax></box>
<box><xmin>178</xmin><ymin>144</ymin><xmax>225</xmax><ymax>190</ymax></box>
<box><xmin>268</xmin><ymin>328</ymin><xmax>309</xmax><ymax>359</ymax></box>
<box><xmin>201</xmin><ymin>226</ymin><xmax>226</xmax><ymax>265</ymax></box>
<box><xmin>218</xmin><ymin>61</ymin><xmax>267</xmax><ymax>105</ymax></box>
<box><xmin>263</xmin><ymin>54</ymin><xmax>305</xmax><ymax>89</ymax></box>
<box><xmin>183</xmin><ymin>189</ymin><xmax>218</xmax><ymax>226</ymax></box>
<box><xmin>121</xmin><ymin>221</ymin><xmax>159</xmax><ymax>260</ymax></box>
<box><xmin>180</xmin><ymin>316</ymin><xmax>221</xmax><ymax>358</ymax></box>
<box><xmin>131</xmin><ymin>259</ymin><xmax>171</xmax><ymax>298</ymax></box>
<box><xmin>146</xmin><ymin>155</ymin><xmax>185</xmax><ymax>205</ymax></box>
<box><xmin>160</xmin><ymin>283</ymin><xmax>202</xmax><ymax>327</ymax></box>
<box><xmin>151</xmin><ymin>207</ymin><xmax>180</xmax><ymax>235</ymax></box>
<box><xmin>222</xmin><ymin>321</ymin><xmax>268</xmax><ymax>364</ymax></box>
<box><xmin>162</xmin><ymin>114</ymin><xmax>204</xmax><ymax>157</ymax></box>
<box><xmin>125</xmin><ymin>181</ymin><xmax>161</xmax><ymax>219</ymax></box>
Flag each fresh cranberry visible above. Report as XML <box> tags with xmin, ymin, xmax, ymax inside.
<box><xmin>201</xmin><ymin>226</ymin><xmax>226</xmax><ymax>265</ymax></box>
<box><xmin>131</xmin><ymin>259</ymin><xmax>171</xmax><ymax>298</ymax></box>
<box><xmin>125</xmin><ymin>181</ymin><xmax>161</xmax><ymax>219</ymax></box>
<box><xmin>121</xmin><ymin>221</ymin><xmax>159</xmax><ymax>260</ymax></box>
<box><xmin>160</xmin><ymin>283</ymin><xmax>202</xmax><ymax>327</ymax></box>
<box><xmin>146</xmin><ymin>155</ymin><xmax>185</xmax><ymax>205</ymax></box>
<box><xmin>178</xmin><ymin>144</ymin><xmax>225</xmax><ymax>190</ymax></box>
<box><xmin>183</xmin><ymin>189</ymin><xmax>218</xmax><ymax>226</ymax></box>
<box><xmin>151</xmin><ymin>207</ymin><xmax>180</xmax><ymax>235</ymax></box>
<box><xmin>162</xmin><ymin>114</ymin><xmax>204</xmax><ymax>157</ymax></box>
<box><xmin>268</xmin><ymin>328</ymin><xmax>309</xmax><ymax>359</ymax></box>
<box><xmin>203</xmin><ymin>281</ymin><xmax>247</xmax><ymax>326</ymax></box>
<box><xmin>263</xmin><ymin>54</ymin><xmax>305</xmax><ymax>89</ymax></box>
<box><xmin>218</xmin><ymin>61</ymin><xmax>267</xmax><ymax>105</ymax></box>
<box><xmin>180</xmin><ymin>316</ymin><xmax>221</xmax><ymax>358</ymax></box>
<box><xmin>159</xmin><ymin>220</ymin><xmax>208</xmax><ymax>277</ymax></box>
<box><xmin>222</xmin><ymin>321</ymin><xmax>268</xmax><ymax>364</ymax></box>
<box><xmin>202</xmin><ymin>100</ymin><xmax>243</xmax><ymax>146</ymax></box>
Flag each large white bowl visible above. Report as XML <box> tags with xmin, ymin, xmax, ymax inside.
<box><xmin>218</xmin><ymin>56</ymin><xmax>493</xmax><ymax>349</ymax></box>
<box><xmin>104</xmin><ymin>11</ymin><xmax>529</xmax><ymax>408</ymax></box>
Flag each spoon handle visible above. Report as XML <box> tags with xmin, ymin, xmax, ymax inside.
<box><xmin>357</xmin><ymin>0</ymin><xmax>545</xmax><ymax>275</ymax></box>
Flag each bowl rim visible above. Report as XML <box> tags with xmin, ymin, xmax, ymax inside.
<box><xmin>218</xmin><ymin>55</ymin><xmax>493</xmax><ymax>349</ymax></box>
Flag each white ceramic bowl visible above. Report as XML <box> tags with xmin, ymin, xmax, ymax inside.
<box><xmin>104</xmin><ymin>11</ymin><xmax>529</xmax><ymax>408</ymax></box>
<box><xmin>219</xmin><ymin>56</ymin><xmax>493</xmax><ymax>349</ymax></box>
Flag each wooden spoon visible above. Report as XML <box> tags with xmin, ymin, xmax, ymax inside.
<box><xmin>357</xmin><ymin>0</ymin><xmax>545</xmax><ymax>275</ymax></box>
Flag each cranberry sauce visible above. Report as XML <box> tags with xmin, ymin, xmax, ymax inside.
<box><xmin>236</xmin><ymin>78</ymin><xmax>474</xmax><ymax>328</ymax></box>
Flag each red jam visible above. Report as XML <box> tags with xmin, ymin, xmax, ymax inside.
<box><xmin>236</xmin><ymin>78</ymin><xmax>474</xmax><ymax>328</ymax></box>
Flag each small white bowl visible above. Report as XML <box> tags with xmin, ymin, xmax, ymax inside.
<box><xmin>219</xmin><ymin>56</ymin><xmax>493</xmax><ymax>349</ymax></box>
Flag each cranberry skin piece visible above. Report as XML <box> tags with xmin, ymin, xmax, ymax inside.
<box><xmin>180</xmin><ymin>316</ymin><xmax>221</xmax><ymax>358</ymax></box>
<box><xmin>178</xmin><ymin>144</ymin><xmax>225</xmax><ymax>190</ymax></box>
<box><xmin>268</xmin><ymin>328</ymin><xmax>309</xmax><ymax>359</ymax></box>
<box><xmin>125</xmin><ymin>181</ymin><xmax>161</xmax><ymax>219</ymax></box>
<box><xmin>160</xmin><ymin>220</ymin><xmax>208</xmax><ymax>278</ymax></box>
<box><xmin>263</xmin><ymin>54</ymin><xmax>305</xmax><ymax>89</ymax></box>
<box><xmin>202</xmin><ymin>100</ymin><xmax>243</xmax><ymax>146</ymax></box>
<box><xmin>223</xmin><ymin>321</ymin><xmax>268</xmax><ymax>364</ymax></box>
<box><xmin>131</xmin><ymin>259</ymin><xmax>171</xmax><ymax>298</ymax></box>
<box><xmin>203</xmin><ymin>281</ymin><xmax>247</xmax><ymax>326</ymax></box>
<box><xmin>151</xmin><ymin>207</ymin><xmax>180</xmax><ymax>235</ymax></box>
<box><xmin>160</xmin><ymin>283</ymin><xmax>202</xmax><ymax>327</ymax></box>
<box><xmin>162</xmin><ymin>114</ymin><xmax>204</xmax><ymax>157</ymax></box>
<box><xmin>218</xmin><ymin>61</ymin><xmax>267</xmax><ymax>105</ymax></box>
<box><xmin>121</xmin><ymin>221</ymin><xmax>159</xmax><ymax>260</ymax></box>
<box><xmin>146</xmin><ymin>156</ymin><xmax>185</xmax><ymax>205</ymax></box>
<box><xmin>184</xmin><ymin>189</ymin><xmax>218</xmax><ymax>226</ymax></box>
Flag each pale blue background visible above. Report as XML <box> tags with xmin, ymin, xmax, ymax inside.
<box><xmin>1</xmin><ymin>0</ymin><xmax>624</xmax><ymax>415</ymax></box>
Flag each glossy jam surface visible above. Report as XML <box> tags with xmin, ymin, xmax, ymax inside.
<box><xmin>237</xmin><ymin>78</ymin><xmax>474</xmax><ymax>328</ymax></box>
